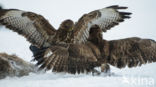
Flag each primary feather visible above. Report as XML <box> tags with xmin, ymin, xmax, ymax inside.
<box><xmin>73</xmin><ymin>5</ymin><xmax>132</xmax><ymax>43</ymax></box>
<box><xmin>0</xmin><ymin>9</ymin><xmax>56</xmax><ymax>48</ymax></box>
<box><xmin>2</xmin><ymin>5</ymin><xmax>155</xmax><ymax>75</ymax></box>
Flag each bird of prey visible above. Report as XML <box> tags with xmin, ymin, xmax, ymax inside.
<box><xmin>0</xmin><ymin>5</ymin><xmax>156</xmax><ymax>74</ymax></box>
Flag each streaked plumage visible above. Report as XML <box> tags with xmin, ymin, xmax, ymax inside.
<box><xmin>73</xmin><ymin>6</ymin><xmax>131</xmax><ymax>43</ymax></box>
<box><xmin>1</xmin><ymin>5</ymin><xmax>156</xmax><ymax>74</ymax></box>
<box><xmin>32</xmin><ymin>26</ymin><xmax>156</xmax><ymax>74</ymax></box>
<box><xmin>108</xmin><ymin>37</ymin><xmax>156</xmax><ymax>68</ymax></box>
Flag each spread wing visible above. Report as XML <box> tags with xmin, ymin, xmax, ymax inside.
<box><xmin>34</xmin><ymin>43</ymin><xmax>100</xmax><ymax>74</ymax></box>
<box><xmin>107</xmin><ymin>37</ymin><xmax>156</xmax><ymax>68</ymax></box>
<box><xmin>73</xmin><ymin>5</ymin><xmax>132</xmax><ymax>43</ymax></box>
<box><xmin>0</xmin><ymin>9</ymin><xmax>56</xmax><ymax>48</ymax></box>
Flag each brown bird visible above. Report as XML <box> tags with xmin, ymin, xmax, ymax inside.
<box><xmin>0</xmin><ymin>5</ymin><xmax>156</xmax><ymax>74</ymax></box>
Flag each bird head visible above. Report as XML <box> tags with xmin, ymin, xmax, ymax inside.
<box><xmin>59</xmin><ymin>19</ymin><xmax>74</xmax><ymax>31</ymax></box>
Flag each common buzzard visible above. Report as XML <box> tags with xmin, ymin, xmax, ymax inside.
<box><xmin>0</xmin><ymin>5</ymin><xmax>156</xmax><ymax>74</ymax></box>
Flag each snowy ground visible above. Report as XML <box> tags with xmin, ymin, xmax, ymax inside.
<box><xmin>0</xmin><ymin>28</ymin><xmax>156</xmax><ymax>87</ymax></box>
<box><xmin>0</xmin><ymin>0</ymin><xmax>156</xmax><ymax>86</ymax></box>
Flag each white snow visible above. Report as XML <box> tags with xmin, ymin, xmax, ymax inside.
<box><xmin>0</xmin><ymin>28</ymin><xmax>156</xmax><ymax>87</ymax></box>
<box><xmin>0</xmin><ymin>0</ymin><xmax>156</xmax><ymax>86</ymax></box>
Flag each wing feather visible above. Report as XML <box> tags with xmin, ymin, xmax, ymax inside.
<box><xmin>73</xmin><ymin>5</ymin><xmax>132</xmax><ymax>43</ymax></box>
<box><xmin>0</xmin><ymin>9</ymin><xmax>56</xmax><ymax>47</ymax></box>
<box><xmin>107</xmin><ymin>37</ymin><xmax>156</xmax><ymax>68</ymax></box>
<box><xmin>35</xmin><ymin>42</ymin><xmax>99</xmax><ymax>74</ymax></box>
